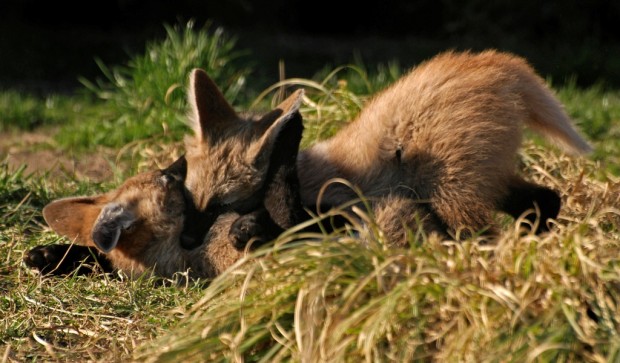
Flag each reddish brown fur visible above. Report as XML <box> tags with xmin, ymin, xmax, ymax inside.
<box><xmin>184</xmin><ymin>69</ymin><xmax>304</xmax><ymax>211</ymax></box>
<box><xmin>43</xmin><ymin>169</ymin><xmax>243</xmax><ymax>278</ymax></box>
<box><xmin>185</xmin><ymin>50</ymin><xmax>591</xmax><ymax>246</ymax></box>
<box><xmin>295</xmin><ymin>50</ymin><xmax>591</xmax><ymax>242</ymax></box>
<box><xmin>40</xmin><ymin>74</ymin><xmax>304</xmax><ymax>279</ymax></box>
<box><xmin>41</xmin><ymin>50</ymin><xmax>592</xmax><ymax>278</ymax></box>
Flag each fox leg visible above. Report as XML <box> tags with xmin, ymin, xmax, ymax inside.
<box><xmin>400</xmin><ymin>150</ymin><xmax>502</xmax><ymax>239</ymax></box>
<box><xmin>498</xmin><ymin>176</ymin><xmax>561</xmax><ymax>234</ymax></box>
<box><xmin>431</xmin><ymin>191</ymin><xmax>496</xmax><ymax>239</ymax></box>
<box><xmin>372</xmin><ymin>194</ymin><xmax>449</xmax><ymax>247</ymax></box>
<box><xmin>24</xmin><ymin>244</ymin><xmax>114</xmax><ymax>275</ymax></box>
<box><xmin>229</xmin><ymin>203</ymin><xmax>348</xmax><ymax>250</ymax></box>
<box><xmin>229</xmin><ymin>208</ymin><xmax>283</xmax><ymax>250</ymax></box>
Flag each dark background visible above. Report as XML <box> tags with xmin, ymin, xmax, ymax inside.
<box><xmin>1</xmin><ymin>0</ymin><xmax>619</xmax><ymax>92</ymax></box>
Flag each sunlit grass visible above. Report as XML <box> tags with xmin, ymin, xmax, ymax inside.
<box><xmin>0</xmin><ymin>91</ymin><xmax>105</xmax><ymax>133</ymax></box>
<box><xmin>1</xmin><ymin>23</ymin><xmax>619</xmax><ymax>362</ymax></box>
<box><xmin>0</xmin><ymin>162</ymin><xmax>205</xmax><ymax>362</ymax></box>
<box><xmin>138</xmin><ymin>146</ymin><xmax>620</xmax><ymax>362</ymax></box>
<box><xmin>63</xmin><ymin>20</ymin><xmax>251</xmax><ymax>149</ymax></box>
<box><xmin>556</xmin><ymin>80</ymin><xmax>620</xmax><ymax>175</ymax></box>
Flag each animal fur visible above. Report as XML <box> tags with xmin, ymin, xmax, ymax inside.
<box><xmin>28</xmin><ymin>49</ymin><xmax>592</xmax><ymax>278</ymax></box>
<box><xmin>27</xmin><ymin>158</ymin><xmax>243</xmax><ymax>279</ymax></box>
<box><xmin>25</xmin><ymin>91</ymin><xmax>311</xmax><ymax>279</ymax></box>
<box><xmin>184</xmin><ymin>50</ymin><xmax>591</xmax><ymax>245</ymax></box>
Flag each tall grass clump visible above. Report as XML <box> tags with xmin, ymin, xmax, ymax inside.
<box><xmin>133</xmin><ymin>71</ymin><xmax>620</xmax><ymax>362</ymax></box>
<box><xmin>64</xmin><ymin>21</ymin><xmax>251</xmax><ymax>149</ymax></box>
<box><xmin>136</xmin><ymin>144</ymin><xmax>620</xmax><ymax>362</ymax></box>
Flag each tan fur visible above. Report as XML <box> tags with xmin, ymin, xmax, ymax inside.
<box><xmin>41</xmin><ymin>71</ymin><xmax>304</xmax><ymax>279</ymax></box>
<box><xmin>43</xmin><ymin>169</ymin><xmax>243</xmax><ymax>278</ymax></box>
<box><xmin>184</xmin><ymin>69</ymin><xmax>304</xmax><ymax>211</ymax></box>
<box><xmin>42</xmin><ymin>50</ymin><xmax>592</xmax><ymax>278</ymax></box>
<box><xmin>295</xmin><ymin>50</ymin><xmax>591</xmax><ymax>240</ymax></box>
<box><xmin>183</xmin><ymin>50</ymin><xmax>590</xmax><ymax>244</ymax></box>
<box><xmin>371</xmin><ymin>194</ymin><xmax>448</xmax><ymax>243</ymax></box>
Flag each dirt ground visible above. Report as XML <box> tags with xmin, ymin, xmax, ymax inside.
<box><xmin>0</xmin><ymin>130</ymin><xmax>115</xmax><ymax>183</ymax></box>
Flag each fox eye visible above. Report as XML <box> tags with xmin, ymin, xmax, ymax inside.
<box><xmin>123</xmin><ymin>223</ymin><xmax>136</xmax><ymax>233</ymax></box>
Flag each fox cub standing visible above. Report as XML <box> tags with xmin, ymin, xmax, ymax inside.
<box><xmin>183</xmin><ymin>49</ymin><xmax>591</xmax><ymax>245</ymax></box>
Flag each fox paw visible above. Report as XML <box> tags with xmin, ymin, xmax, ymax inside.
<box><xmin>24</xmin><ymin>244</ymin><xmax>69</xmax><ymax>274</ymax></box>
<box><xmin>24</xmin><ymin>244</ymin><xmax>111</xmax><ymax>276</ymax></box>
<box><xmin>229</xmin><ymin>214</ymin><xmax>266</xmax><ymax>250</ymax></box>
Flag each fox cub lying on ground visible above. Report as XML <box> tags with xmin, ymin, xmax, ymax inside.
<box><xmin>26</xmin><ymin>50</ymin><xmax>591</xmax><ymax>278</ymax></box>
<box><xmin>25</xmin><ymin>91</ymin><xmax>317</xmax><ymax>278</ymax></box>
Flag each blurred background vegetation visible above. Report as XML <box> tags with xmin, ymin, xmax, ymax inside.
<box><xmin>1</xmin><ymin>0</ymin><xmax>619</xmax><ymax>93</ymax></box>
<box><xmin>0</xmin><ymin>0</ymin><xmax>618</xmax><ymax>174</ymax></box>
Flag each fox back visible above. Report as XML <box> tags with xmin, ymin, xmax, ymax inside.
<box><xmin>297</xmin><ymin>50</ymin><xmax>591</xmax><ymax>238</ymax></box>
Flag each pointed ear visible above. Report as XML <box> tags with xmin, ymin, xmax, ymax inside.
<box><xmin>187</xmin><ymin>68</ymin><xmax>238</xmax><ymax>142</ymax></box>
<box><xmin>91</xmin><ymin>203</ymin><xmax>136</xmax><ymax>253</ymax></box>
<box><xmin>162</xmin><ymin>154</ymin><xmax>187</xmax><ymax>180</ymax></box>
<box><xmin>258</xmin><ymin>89</ymin><xmax>304</xmax><ymax>131</ymax></box>
<box><xmin>252</xmin><ymin>89</ymin><xmax>304</xmax><ymax>166</ymax></box>
<box><xmin>43</xmin><ymin>196</ymin><xmax>108</xmax><ymax>246</ymax></box>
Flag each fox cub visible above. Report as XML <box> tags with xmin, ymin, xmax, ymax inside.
<box><xmin>25</xmin><ymin>90</ymin><xmax>315</xmax><ymax>278</ymax></box>
<box><xmin>181</xmin><ymin>50</ymin><xmax>591</xmax><ymax>245</ymax></box>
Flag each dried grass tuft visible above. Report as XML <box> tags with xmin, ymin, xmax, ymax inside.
<box><xmin>138</xmin><ymin>144</ymin><xmax>620</xmax><ymax>362</ymax></box>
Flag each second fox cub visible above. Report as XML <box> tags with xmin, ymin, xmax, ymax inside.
<box><xmin>26</xmin><ymin>95</ymin><xmax>314</xmax><ymax>278</ymax></box>
<box><xmin>184</xmin><ymin>49</ymin><xmax>591</xmax><ymax>243</ymax></box>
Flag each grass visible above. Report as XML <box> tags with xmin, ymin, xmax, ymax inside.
<box><xmin>1</xmin><ymin>23</ymin><xmax>620</xmax><ymax>362</ymax></box>
<box><xmin>0</xmin><ymin>91</ymin><xmax>105</xmax><ymax>133</ymax></box>
<box><xmin>133</xmin><ymin>145</ymin><xmax>620</xmax><ymax>362</ymax></box>
<box><xmin>556</xmin><ymin>80</ymin><xmax>620</xmax><ymax>175</ymax></box>
<box><xmin>0</xmin><ymin>21</ymin><xmax>252</xmax><ymax>151</ymax></box>
<box><xmin>0</xmin><ymin>164</ymin><xmax>205</xmax><ymax>361</ymax></box>
<box><xmin>76</xmin><ymin>20</ymin><xmax>251</xmax><ymax>148</ymax></box>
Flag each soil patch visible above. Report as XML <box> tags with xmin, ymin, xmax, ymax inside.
<box><xmin>1</xmin><ymin>131</ymin><xmax>115</xmax><ymax>183</ymax></box>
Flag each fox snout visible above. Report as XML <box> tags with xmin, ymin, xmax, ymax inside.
<box><xmin>92</xmin><ymin>203</ymin><xmax>136</xmax><ymax>253</ymax></box>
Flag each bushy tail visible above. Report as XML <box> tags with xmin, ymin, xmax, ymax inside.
<box><xmin>518</xmin><ymin>67</ymin><xmax>592</xmax><ymax>155</ymax></box>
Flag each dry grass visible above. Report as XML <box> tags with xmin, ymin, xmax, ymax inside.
<box><xmin>3</xmin><ymin>150</ymin><xmax>618</xmax><ymax>362</ymax></box>
<box><xmin>1</xmin><ymin>63</ymin><xmax>619</xmax><ymax>362</ymax></box>
<box><xmin>1</xmin><ymin>227</ymin><xmax>206</xmax><ymax>362</ymax></box>
<box><xmin>134</xmin><ymin>145</ymin><xmax>620</xmax><ymax>362</ymax></box>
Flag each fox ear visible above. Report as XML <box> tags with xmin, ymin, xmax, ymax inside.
<box><xmin>187</xmin><ymin>68</ymin><xmax>238</xmax><ymax>142</ymax></box>
<box><xmin>251</xmin><ymin>89</ymin><xmax>304</xmax><ymax>167</ymax></box>
<box><xmin>43</xmin><ymin>196</ymin><xmax>107</xmax><ymax>246</ymax></box>
<box><xmin>162</xmin><ymin>154</ymin><xmax>187</xmax><ymax>180</ymax></box>
<box><xmin>258</xmin><ymin>89</ymin><xmax>304</xmax><ymax>131</ymax></box>
<box><xmin>91</xmin><ymin>203</ymin><xmax>136</xmax><ymax>253</ymax></box>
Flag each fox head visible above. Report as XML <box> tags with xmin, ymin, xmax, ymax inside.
<box><xmin>42</xmin><ymin>157</ymin><xmax>188</xmax><ymax>272</ymax></box>
<box><xmin>41</xmin><ymin>69</ymin><xmax>304</xmax><ymax>274</ymax></box>
<box><xmin>183</xmin><ymin>69</ymin><xmax>304</xmax><ymax>215</ymax></box>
